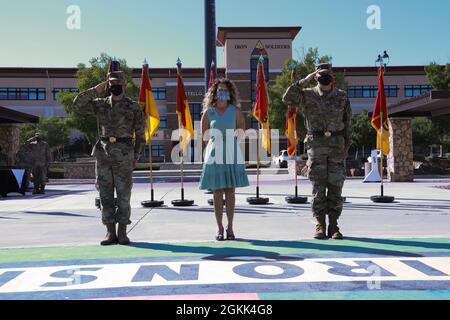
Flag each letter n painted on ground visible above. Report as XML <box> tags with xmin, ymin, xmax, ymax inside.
<box><xmin>132</xmin><ymin>264</ymin><xmax>199</xmax><ymax>282</ymax></box>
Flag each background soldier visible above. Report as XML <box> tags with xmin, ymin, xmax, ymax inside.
<box><xmin>0</xmin><ymin>146</ymin><xmax>8</xmax><ymax>167</ymax></box>
<box><xmin>283</xmin><ymin>63</ymin><xmax>352</xmax><ymax>240</ymax></box>
<box><xmin>73</xmin><ymin>71</ymin><xmax>146</xmax><ymax>246</ymax></box>
<box><xmin>26</xmin><ymin>131</ymin><xmax>51</xmax><ymax>195</ymax></box>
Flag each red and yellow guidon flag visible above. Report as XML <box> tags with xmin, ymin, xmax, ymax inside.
<box><xmin>176</xmin><ymin>62</ymin><xmax>194</xmax><ymax>153</ymax></box>
<box><xmin>285</xmin><ymin>62</ymin><xmax>298</xmax><ymax>157</ymax></box>
<box><xmin>208</xmin><ymin>61</ymin><xmax>216</xmax><ymax>89</ymax></box>
<box><xmin>285</xmin><ymin>110</ymin><xmax>298</xmax><ymax>157</ymax></box>
<box><xmin>371</xmin><ymin>66</ymin><xmax>391</xmax><ymax>156</ymax></box>
<box><xmin>139</xmin><ymin>63</ymin><xmax>160</xmax><ymax>142</ymax></box>
<box><xmin>253</xmin><ymin>56</ymin><xmax>271</xmax><ymax>154</ymax></box>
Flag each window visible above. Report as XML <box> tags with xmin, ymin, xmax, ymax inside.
<box><xmin>384</xmin><ymin>85</ymin><xmax>399</xmax><ymax>98</ymax></box>
<box><xmin>189</xmin><ymin>103</ymin><xmax>202</xmax><ymax>122</ymax></box>
<box><xmin>0</xmin><ymin>88</ymin><xmax>46</xmax><ymax>100</ymax></box>
<box><xmin>151</xmin><ymin>145</ymin><xmax>165</xmax><ymax>157</ymax></box>
<box><xmin>347</xmin><ymin>86</ymin><xmax>376</xmax><ymax>98</ymax></box>
<box><xmin>347</xmin><ymin>85</ymin><xmax>398</xmax><ymax>98</ymax></box>
<box><xmin>52</xmin><ymin>88</ymin><xmax>79</xmax><ymax>100</ymax></box>
<box><xmin>152</xmin><ymin>88</ymin><xmax>166</xmax><ymax>100</ymax></box>
<box><xmin>404</xmin><ymin>85</ymin><xmax>432</xmax><ymax>97</ymax></box>
<box><xmin>159</xmin><ymin>116</ymin><xmax>167</xmax><ymax>129</ymax></box>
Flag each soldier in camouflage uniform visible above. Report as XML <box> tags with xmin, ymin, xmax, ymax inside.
<box><xmin>73</xmin><ymin>71</ymin><xmax>146</xmax><ymax>246</ymax></box>
<box><xmin>0</xmin><ymin>146</ymin><xmax>8</xmax><ymax>167</ymax></box>
<box><xmin>26</xmin><ymin>132</ymin><xmax>52</xmax><ymax>195</ymax></box>
<box><xmin>283</xmin><ymin>64</ymin><xmax>352</xmax><ymax>240</ymax></box>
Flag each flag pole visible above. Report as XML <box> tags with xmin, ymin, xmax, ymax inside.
<box><xmin>141</xmin><ymin>60</ymin><xmax>163</xmax><ymax>208</ymax></box>
<box><xmin>172</xmin><ymin>58</ymin><xmax>194</xmax><ymax>207</ymax></box>
<box><xmin>285</xmin><ymin>61</ymin><xmax>307</xmax><ymax>204</ymax></box>
<box><xmin>370</xmin><ymin>58</ymin><xmax>394</xmax><ymax>203</ymax></box>
<box><xmin>149</xmin><ymin>137</ymin><xmax>154</xmax><ymax>201</ymax></box>
<box><xmin>256</xmin><ymin>123</ymin><xmax>261</xmax><ymax>199</ymax></box>
<box><xmin>380</xmin><ymin>111</ymin><xmax>384</xmax><ymax>197</ymax></box>
<box><xmin>294</xmin><ymin>115</ymin><xmax>298</xmax><ymax>197</ymax></box>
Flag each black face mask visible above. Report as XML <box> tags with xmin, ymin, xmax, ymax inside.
<box><xmin>318</xmin><ymin>74</ymin><xmax>333</xmax><ymax>86</ymax></box>
<box><xmin>110</xmin><ymin>85</ymin><xmax>123</xmax><ymax>96</ymax></box>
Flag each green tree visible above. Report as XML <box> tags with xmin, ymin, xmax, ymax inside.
<box><xmin>351</xmin><ymin>110</ymin><xmax>376</xmax><ymax>152</ymax></box>
<box><xmin>412</xmin><ymin>117</ymin><xmax>438</xmax><ymax>147</ymax></box>
<box><xmin>425</xmin><ymin>62</ymin><xmax>450</xmax><ymax>90</ymax></box>
<box><xmin>59</xmin><ymin>53</ymin><xmax>139</xmax><ymax>145</ymax></box>
<box><xmin>268</xmin><ymin>48</ymin><xmax>346</xmax><ymax>141</ymax></box>
<box><xmin>424</xmin><ymin>62</ymin><xmax>450</xmax><ymax>150</ymax></box>
<box><xmin>19</xmin><ymin>117</ymin><xmax>70</xmax><ymax>160</ymax></box>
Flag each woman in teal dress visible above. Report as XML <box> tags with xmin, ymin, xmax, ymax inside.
<box><xmin>199</xmin><ymin>78</ymin><xmax>249</xmax><ymax>241</ymax></box>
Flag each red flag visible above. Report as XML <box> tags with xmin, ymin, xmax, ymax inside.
<box><xmin>371</xmin><ymin>66</ymin><xmax>390</xmax><ymax>155</ymax></box>
<box><xmin>285</xmin><ymin>110</ymin><xmax>298</xmax><ymax>157</ymax></box>
<box><xmin>139</xmin><ymin>63</ymin><xmax>160</xmax><ymax>142</ymax></box>
<box><xmin>176</xmin><ymin>61</ymin><xmax>194</xmax><ymax>153</ymax></box>
<box><xmin>253</xmin><ymin>56</ymin><xmax>271</xmax><ymax>154</ymax></box>
<box><xmin>208</xmin><ymin>61</ymin><xmax>215</xmax><ymax>89</ymax></box>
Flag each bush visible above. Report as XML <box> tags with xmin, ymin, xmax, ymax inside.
<box><xmin>246</xmin><ymin>163</ymin><xmax>271</xmax><ymax>169</ymax></box>
<box><xmin>134</xmin><ymin>163</ymin><xmax>161</xmax><ymax>171</ymax></box>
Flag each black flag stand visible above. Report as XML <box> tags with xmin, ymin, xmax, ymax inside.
<box><xmin>141</xmin><ymin>137</ymin><xmax>164</xmax><ymax>208</ymax></box>
<box><xmin>247</xmin><ymin>123</ymin><xmax>270</xmax><ymax>205</ymax></box>
<box><xmin>285</xmin><ymin>112</ymin><xmax>308</xmax><ymax>204</ymax></box>
<box><xmin>172</xmin><ymin>139</ymin><xmax>195</xmax><ymax>207</ymax></box>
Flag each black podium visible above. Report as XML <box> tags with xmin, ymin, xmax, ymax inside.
<box><xmin>0</xmin><ymin>168</ymin><xmax>29</xmax><ymax>197</ymax></box>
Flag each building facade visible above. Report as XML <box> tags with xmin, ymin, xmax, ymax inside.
<box><xmin>0</xmin><ymin>27</ymin><xmax>433</xmax><ymax>162</ymax></box>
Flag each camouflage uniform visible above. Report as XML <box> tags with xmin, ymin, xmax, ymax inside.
<box><xmin>283</xmin><ymin>67</ymin><xmax>352</xmax><ymax>230</ymax></box>
<box><xmin>72</xmin><ymin>80</ymin><xmax>146</xmax><ymax>226</ymax></box>
<box><xmin>0</xmin><ymin>147</ymin><xmax>8</xmax><ymax>167</ymax></box>
<box><xmin>26</xmin><ymin>134</ymin><xmax>51</xmax><ymax>194</ymax></box>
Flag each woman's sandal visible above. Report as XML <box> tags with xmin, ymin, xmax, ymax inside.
<box><xmin>216</xmin><ymin>233</ymin><xmax>225</xmax><ymax>241</ymax></box>
<box><xmin>226</xmin><ymin>229</ymin><xmax>236</xmax><ymax>241</ymax></box>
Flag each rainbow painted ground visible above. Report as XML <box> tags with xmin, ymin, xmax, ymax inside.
<box><xmin>1</xmin><ymin>238</ymin><xmax>450</xmax><ymax>300</ymax></box>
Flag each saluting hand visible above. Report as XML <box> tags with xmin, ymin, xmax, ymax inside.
<box><xmin>94</xmin><ymin>81</ymin><xmax>109</xmax><ymax>94</ymax></box>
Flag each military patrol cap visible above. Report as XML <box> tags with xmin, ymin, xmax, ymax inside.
<box><xmin>108</xmin><ymin>71</ymin><xmax>125</xmax><ymax>81</ymax></box>
<box><xmin>315</xmin><ymin>63</ymin><xmax>332</xmax><ymax>71</ymax></box>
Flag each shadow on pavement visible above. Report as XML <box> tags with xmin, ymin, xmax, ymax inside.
<box><xmin>128</xmin><ymin>238</ymin><xmax>427</xmax><ymax>260</ymax></box>
<box><xmin>344</xmin><ymin>237</ymin><xmax>450</xmax><ymax>250</ymax></box>
<box><xmin>241</xmin><ymin>239</ymin><xmax>423</xmax><ymax>258</ymax></box>
<box><xmin>128</xmin><ymin>242</ymin><xmax>283</xmax><ymax>260</ymax></box>
<box><xmin>23</xmin><ymin>211</ymin><xmax>94</xmax><ymax>218</ymax></box>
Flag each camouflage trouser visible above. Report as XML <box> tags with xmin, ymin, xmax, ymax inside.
<box><xmin>306</xmin><ymin>136</ymin><xmax>347</xmax><ymax>219</ymax></box>
<box><xmin>95</xmin><ymin>149</ymin><xmax>134</xmax><ymax>226</ymax></box>
<box><xmin>32</xmin><ymin>165</ymin><xmax>47</xmax><ymax>192</ymax></box>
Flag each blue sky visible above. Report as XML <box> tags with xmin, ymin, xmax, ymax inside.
<box><xmin>0</xmin><ymin>0</ymin><xmax>449</xmax><ymax>68</ymax></box>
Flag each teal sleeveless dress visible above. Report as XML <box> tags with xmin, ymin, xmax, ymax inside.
<box><xmin>199</xmin><ymin>105</ymin><xmax>250</xmax><ymax>191</ymax></box>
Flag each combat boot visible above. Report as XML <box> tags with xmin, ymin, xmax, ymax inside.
<box><xmin>328</xmin><ymin>216</ymin><xmax>344</xmax><ymax>240</ymax></box>
<box><xmin>117</xmin><ymin>224</ymin><xmax>130</xmax><ymax>245</ymax></box>
<box><xmin>314</xmin><ymin>216</ymin><xmax>327</xmax><ymax>240</ymax></box>
<box><xmin>100</xmin><ymin>223</ymin><xmax>118</xmax><ymax>246</ymax></box>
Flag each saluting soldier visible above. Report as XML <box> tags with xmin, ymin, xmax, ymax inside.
<box><xmin>26</xmin><ymin>131</ymin><xmax>52</xmax><ymax>195</ymax></box>
<box><xmin>73</xmin><ymin>71</ymin><xmax>146</xmax><ymax>246</ymax></box>
<box><xmin>283</xmin><ymin>63</ymin><xmax>352</xmax><ymax>240</ymax></box>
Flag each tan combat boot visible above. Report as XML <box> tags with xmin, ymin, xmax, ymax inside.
<box><xmin>100</xmin><ymin>223</ymin><xmax>118</xmax><ymax>246</ymax></box>
<box><xmin>118</xmin><ymin>224</ymin><xmax>130</xmax><ymax>245</ymax></box>
<box><xmin>314</xmin><ymin>216</ymin><xmax>327</xmax><ymax>240</ymax></box>
<box><xmin>328</xmin><ymin>216</ymin><xmax>344</xmax><ymax>240</ymax></box>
